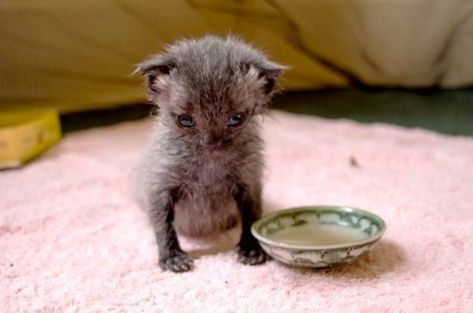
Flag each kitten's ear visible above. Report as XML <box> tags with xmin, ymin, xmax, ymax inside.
<box><xmin>241</xmin><ymin>59</ymin><xmax>287</xmax><ymax>114</ymax></box>
<box><xmin>255</xmin><ymin>60</ymin><xmax>286</xmax><ymax>95</ymax></box>
<box><xmin>135</xmin><ymin>55</ymin><xmax>176</xmax><ymax>96</ymax></box>
<box><xmin>244</xmin><ymin>59</ymin><xmax>287</xmax><ymax>97</ymax></box>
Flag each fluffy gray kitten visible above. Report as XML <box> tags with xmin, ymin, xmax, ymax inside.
<box><xmin>134</xmin><ymin>35</ymin><xmax>285</xmax><ymax>272</ymax></box>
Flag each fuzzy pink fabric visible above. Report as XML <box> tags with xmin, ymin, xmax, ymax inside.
<box><xmin>1</xmin><ymin>111</ymin><xmax>472</xmax><ymax>312</ymax></box>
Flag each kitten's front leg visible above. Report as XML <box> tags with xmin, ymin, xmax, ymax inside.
<box><xmin>149</xmin><ymin>189</ymin><xmax>193</xmax><ymax>272</ymax></box>
<box><xmin>234</xmin><ymin>185</ymin><xmax>269</xmax><ymax>265</ymax></box>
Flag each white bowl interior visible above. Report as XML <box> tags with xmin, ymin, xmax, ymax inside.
<box><xmin>253</xmin><ymin>206</ymin><xmax>386</xmax><ymax>249</ymax></box>
<box><xmin>267</xmin><ymin>222</ymin><xmax>369</xmax><ymax>246</ymax></box>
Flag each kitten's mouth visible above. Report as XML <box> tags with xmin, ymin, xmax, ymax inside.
<box><xmin>206</xmin><ymin>144</ymin><xmax>228</xmax><ymax>152</ymax></box>
<box><xmin>199</xmin><ymin>141</ymin><xmax>231</xmax><ymax>153</ymax></box>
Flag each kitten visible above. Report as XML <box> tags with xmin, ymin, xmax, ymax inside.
<box><xmin>133</xmin><ymin>35</ymin><xmax>285</xmax><ymax>272</ymax></box>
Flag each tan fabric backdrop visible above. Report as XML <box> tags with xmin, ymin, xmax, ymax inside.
<box><xmin>1</xmin><ymin>0</ymin><xmax>473</xmax><ymax>112</ymax></box>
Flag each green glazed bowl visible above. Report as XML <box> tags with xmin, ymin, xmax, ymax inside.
<box><xmin>251</xmin><ymin>206</ymin><xmax>387</xmax><ymax>268</ymax></box>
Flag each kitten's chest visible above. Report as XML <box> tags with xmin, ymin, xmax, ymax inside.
<box><xmin>185</xmin><ymin>155</ymin><xmax>236</xmax><ymax>188</ymax></box>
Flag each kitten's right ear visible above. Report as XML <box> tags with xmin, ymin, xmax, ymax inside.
<box><xmin>135</xmin><ymin>55</ymin><xmax>176</xmax><ymax>96</ymax></box>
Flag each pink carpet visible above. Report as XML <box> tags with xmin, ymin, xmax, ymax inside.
<box><xmin>1</xmin><ymin>111</ymin><xmax>472</xmax><ymax>312</ymax></box>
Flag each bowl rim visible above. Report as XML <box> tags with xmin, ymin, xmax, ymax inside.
<box><xmin>251</xmin><ymin>205</ymin><xmax>387</xmax><ymax>250</ymax></box>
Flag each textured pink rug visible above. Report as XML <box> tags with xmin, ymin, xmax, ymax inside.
<box><xmin>1</xmin><ymin>111</ymin><xmax>472</xmax><ymax>312</ymax></box>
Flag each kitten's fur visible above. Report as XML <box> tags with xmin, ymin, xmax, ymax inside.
<box><xmin>133</xmin><ymin>35</ymin><xmax>285</xmax><ymax>272</ymax></box>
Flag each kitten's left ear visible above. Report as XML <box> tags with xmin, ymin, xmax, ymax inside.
<box><xmin>253</xmin><ymin>60</ymin><xmax>287</xmax><ymax>96</ymax></box>
<box><xmin>243</xmin><ymin>59</ymin><xmax>287</xmax><ymax>100</ymax></box>
<box><xmin>243</xmin><ymin>59</ymin><xmax>287</xmax><ymax>114</ymax></box>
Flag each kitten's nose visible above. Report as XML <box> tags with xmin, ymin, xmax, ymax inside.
<box><xmin>201</xmin><ymin>132</ymin><xmax>219</xmax><ymax>146</ymax></box>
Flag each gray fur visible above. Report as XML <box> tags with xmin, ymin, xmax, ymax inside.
<box><xmin>133</xmin><ymin>35</ymin><xmax>284</xmax><ymax>272</ymax></box>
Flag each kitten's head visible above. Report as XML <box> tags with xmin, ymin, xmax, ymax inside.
<box><xmin>137</xmin><ymin>35</ymin><xmax>285</xmax><ymax>149</ymax></box>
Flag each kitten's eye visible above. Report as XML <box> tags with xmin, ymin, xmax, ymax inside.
<box><xmin>177</xmin><ymin>114</ymin><xmax>194</xmax><ymax>127</ymax></box>
<box><xmin>227</xmin><ymin>113</ymin><xmax>244</xmax><ymax>127</ymax></box>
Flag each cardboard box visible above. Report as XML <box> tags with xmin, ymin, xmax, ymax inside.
<box><xmin>0</xmin><ymin>109</ymin><xmax>62</xmax><ymax>169</ymax></box>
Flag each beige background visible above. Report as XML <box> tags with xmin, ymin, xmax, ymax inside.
<box><xmin>1</xmin><ymin>0</ymin><xmax>473</xmax><ymax>112</ymax></box>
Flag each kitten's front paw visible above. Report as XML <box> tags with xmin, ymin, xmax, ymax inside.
<box><xmin>159</xmin><ymin>250</ymin><xmax>194</xmax><ymax>273</ymax></box>
<box><xmin>236</xmin><ymin>245</ymin><xmax>269</xmax><ymax>265</ymax></box>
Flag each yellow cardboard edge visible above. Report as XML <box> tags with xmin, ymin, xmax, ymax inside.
<box><xmin>0</xmin><ymin>109</ymin><xmax>62</xmax><ymax>169</ymax></box>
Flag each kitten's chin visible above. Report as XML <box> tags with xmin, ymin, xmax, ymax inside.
<box><xmin>206</xmin><ymin>145</ymin><xmax>228</xmax><ymax>154</ymax></box>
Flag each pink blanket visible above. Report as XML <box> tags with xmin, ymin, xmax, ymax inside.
<box><xmin>2</xmin><ymin>111</ymin><xmax>472</xmax><ymax>312</ymax></box>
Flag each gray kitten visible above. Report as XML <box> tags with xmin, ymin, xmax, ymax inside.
<box><xmin>133</xmin><ymin>35</ymin><xmax>285</xmax><ymax>272</ymax></box>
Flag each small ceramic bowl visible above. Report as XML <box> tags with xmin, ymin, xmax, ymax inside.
<box><xmin>251</xmin><ymin>206</ymin><xmax>386</xmax><ymax>268</ymax></box>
